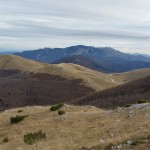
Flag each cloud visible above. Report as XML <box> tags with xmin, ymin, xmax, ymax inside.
<box><xmin>0</xmin><ymin>0</ymin><xmax>150</xmax><ymax>54</ymax></box>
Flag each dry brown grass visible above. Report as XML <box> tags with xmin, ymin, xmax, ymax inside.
<box><xmin>111</xmin><ymin>68</ymin><xmax>150</xmax><ymax>84</ymax></box>
<box><xmin>35</xmin><ymin>63</ymin><xmax>120</xmax><ymax>91</ymax></box>
<box><xmin>0</xmin><ymin>55</ymin><xmax>46</xmax><ymax>71</ymax></box>
<box><xmin>0</xmin><ymin>104</ymin><xmax>149</xmax><ymax>150</ymax></box>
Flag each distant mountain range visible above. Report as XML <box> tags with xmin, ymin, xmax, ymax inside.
<box><xmin>14</xmin><ymin>45</ymin><xmax>150</xmax><ymax>73</ymax></box>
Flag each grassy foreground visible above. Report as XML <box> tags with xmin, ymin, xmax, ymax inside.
<box><xmin>0</xmin><ymin>104</ymin><xmax>149</xmax><ymax>150</ymax></box>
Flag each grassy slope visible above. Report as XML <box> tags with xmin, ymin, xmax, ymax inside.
<box><xmin>35</xmin><ymin>63</ymin><xmax>119</xmax><ymax>91</ymax></box>
<box><xmin>0</xmin><ymin>104</ymin><xmax>149</xmax><ymax>150</ymax></box>
<box><xmin>112</xmin><ymin>68</ymin><xmax>150</xmax><ymax>83</ymax></box>
<box><xmin>0</xmin><ymin>55</ymin><xmax>46</xmax><ymax>71</ymax></box>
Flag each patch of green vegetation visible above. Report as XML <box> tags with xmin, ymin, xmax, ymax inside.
<box><xmin>112</xmin><ymin>106</ymin><xmax>117</xmax><ymax>110</ymax></box>
<box><xmin>24</xmin><ymin>130</ymin><xmax>46</xmax><ymax>145</ymax></box>
<box><xmin>50</xmin><ymin>103</ymin><xmax>64</xmax><ymax>111</ymax></box>
<box><xmin>124</xmin><ymin>104</ymin><xmax>132</xmax><ymax>107</ymax></box>
<box><xmin>127</xmin><ymin>136</ymin><xmax>150</xmax><ymax>147</ymax></box>
<box><xmin>131</xmin><ymin>136</ymin><xmax>149</xmax><ymax>146</ymax></box>
<box><xmin>17</xmin><ymin>110</ymin><xmax>23</xmax><ymax>113</ymax></box>
<box><xmin>58</xmin><ymin>110</ymin><xmax>65</xmax><ymax>115</ymax></box>
<box><xmin>2</xmin><ymin>137</ymin><xmax>8</xmax><ymax>143</ymax></box>
<box><xmin>130</xmin><ymin>141</ymin><xmax>137</xmax><ymax>146</ymax></box>
<box><xmin>137</xmin><ymin>100</ymin><xmax>150</xmax><ymax>104</ymax></box>
<box><xmin>10</xmin><ymin>115</ymin><xmax>28</xmax><ymax>124</ymax></box>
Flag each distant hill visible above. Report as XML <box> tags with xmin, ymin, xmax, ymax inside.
<box><xmin>0</xmin><ymin>55</ymin><xmax>120</xmax><ymax>91</ymax></box>
<box><xmin>111</xmin><ymin>68</ymin><xmax>150</xmax><ymax>83</ymax></box>
<box><xmin>0</xmin><ymin>55</ymin><xmax>46</xmax><ymax>71</ymax></box>
<box><xmin>14</xmin><ymin>45</ymin><xmax>150</xmax><ymax>73</ymax></box>
<box><xmin>0</xmin><ymin>55</ymin><xmax>117</xmax><ymax>111</ymax></box>
<box><xmin>0</xmin><ymin>55</ymin><xmax>150</xmax><ymax>91</ymax></box>
<box><xmin>53</xmin><ymin>55</ymin><xmax>111</xmax><ymax>72</ymax></box>
<box><xmin>71</xmin><ymin>75</ymin><xmax>150</xmax><ymax>109</ymax></box>
<box><xmin>35</xmin><ymin>63</ymin><xmax>120</xmax><ymax>91</ymax></box>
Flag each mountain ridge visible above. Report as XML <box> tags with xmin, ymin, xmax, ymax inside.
<box><xmin>14</xmin><ymin>45</ymin><xmax>150</xmax><ymax>73</ymax></box>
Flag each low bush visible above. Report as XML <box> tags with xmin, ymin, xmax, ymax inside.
<box><xmin>2</xmin><ymin>137</ymin><xmax>8</xmax><ymax>143</ymax></box>
<box><xmin>50</xmin><ymin>103</ymin><xmax>64</xmax><ymax>111</ymax></box>
<box><xmin>131</xmin><ymin>139</ymin><xmax>145</xmax><ymax>146</ymax></box>
<box><xmin>24</xmin><ymin>130</ymin><xmax>46</xmax><ymax>145</ymax></box>
<box><xmin>58</xmin><ymin>110</ymin><xmax>65</xmax><ymax>115</ymax></box>
<box><xmin>137</xmin><ymin>100</ymin><xmax>150</xmax><ymax>104</ymax></box>
<box><xmin>10</xmin><ymin>115</ymin><xmax>28</xmax><ymax>124</ymax></box>
<box><xmin>124</xmin><ymin>104</ymin><xmax>132</xmax><ymax>107</ymax></box>
<box><xmin>18</xmin><ymin>110</ymin><xmax>23</xmax><ymax>113</ymax></box>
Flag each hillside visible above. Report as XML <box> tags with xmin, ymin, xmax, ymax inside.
<box><xmin>0</xmin><ymin>103</ymin><xmax>149</xmax><ymax>150</ymax></box>
<box><xmin>0</xmin><ymin>55</ymin><xmax>149</xmax><ymax>91</ymax></box>
<box><xmin>35</xmin><ymin>63</ymin><xmax>120</xmax><ymax>91</ymax></box>
<box><xmin>0</xmin><ymin>55</ymin><xmax>150</xmax><ymax>111</ymax></box>
<box><xmin>0</xmin><ymin>71</ymin><xmax>94</xmax><ymax>111</ymax></box>
<box><xmin>0</xmin><ymin>55</ymin><xmax>121</xmax><ymax>91</ymax></box>
<box><xmin>0</xmin><ymin>55</ymin><xmax>117</xmax><ymax>111</ymax></box>
<box><xmin>71</xmin><ymin>76</ymin><xmax>150</xmax><ymax>109</ymax></box>
<box><xmin>14</xmin><ymin>45</ymin><xmax>150</xmax><ymax>73</ymax></box>
<box><xmin>111</xmin><ymin>68</ymin><xmax>150</xmax><ymax>83</ymax></box>
<box><xmin>0</xmin><ymin>55</ymin><xmax>46</xmax><ymax>71</ymax></box>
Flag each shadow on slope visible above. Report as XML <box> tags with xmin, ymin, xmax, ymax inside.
<box><xmin>0</xmin><ymin>70</ymin><xmax>94</xmax><ymax>111</ymax></box>
<box><xmin>71</xmin><ymin>76</ymin><xmax>150</xmax><ymax>109</ymax></box>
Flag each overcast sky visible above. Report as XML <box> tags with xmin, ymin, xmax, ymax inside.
<box><xmin>0</xmin><ymin>0</ymin><xmax>150</xmax><ymax>54</ymax></box>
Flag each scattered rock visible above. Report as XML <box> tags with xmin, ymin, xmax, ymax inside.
<box><xmin>128</xmin><ymin>111</ymin><xmax>134</xmax><ymax>118</ymax></box>
<box><xmin>117</xmin><ymin>144</ymin><xmax>123</xmax><ymax>149</ymax></box>
<box><xmin>128</xmin><ymin>103</ymin><xmax>150</xmax><ymax>111</ymax></box>
<box><xmin>99</xmin><ymin>139</ymin><xmax>105</xmax><ymax>144</ymax></box>
<box><xmin>139</xmin><ymin>127</ymin><xmax>144</xmax><ymax>130</ymax></box>
<box><xmin>145</xmin><ymin>113</ymin><xmax>150</xmax><ymax>117</ymax></box>
<box><xmin>126</xmin><ymin>140</ymin><xmax>133</xmax><ymax>145</ymax></box>
<box><xmin>111</xmin><ymin>144</ymin><xmax>122</xmax><ymax>150</ymax></box>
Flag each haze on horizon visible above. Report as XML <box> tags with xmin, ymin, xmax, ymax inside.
<box><xmin>0</xmin><ymin>0</ymin><xmax>150</xmax><ymax>54</ymax></box>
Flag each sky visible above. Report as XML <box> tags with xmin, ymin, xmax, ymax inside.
<box><xmin>0</xmin><ymin>0</ymin><xmax>150</xmax><ymax>54</ymax></box>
